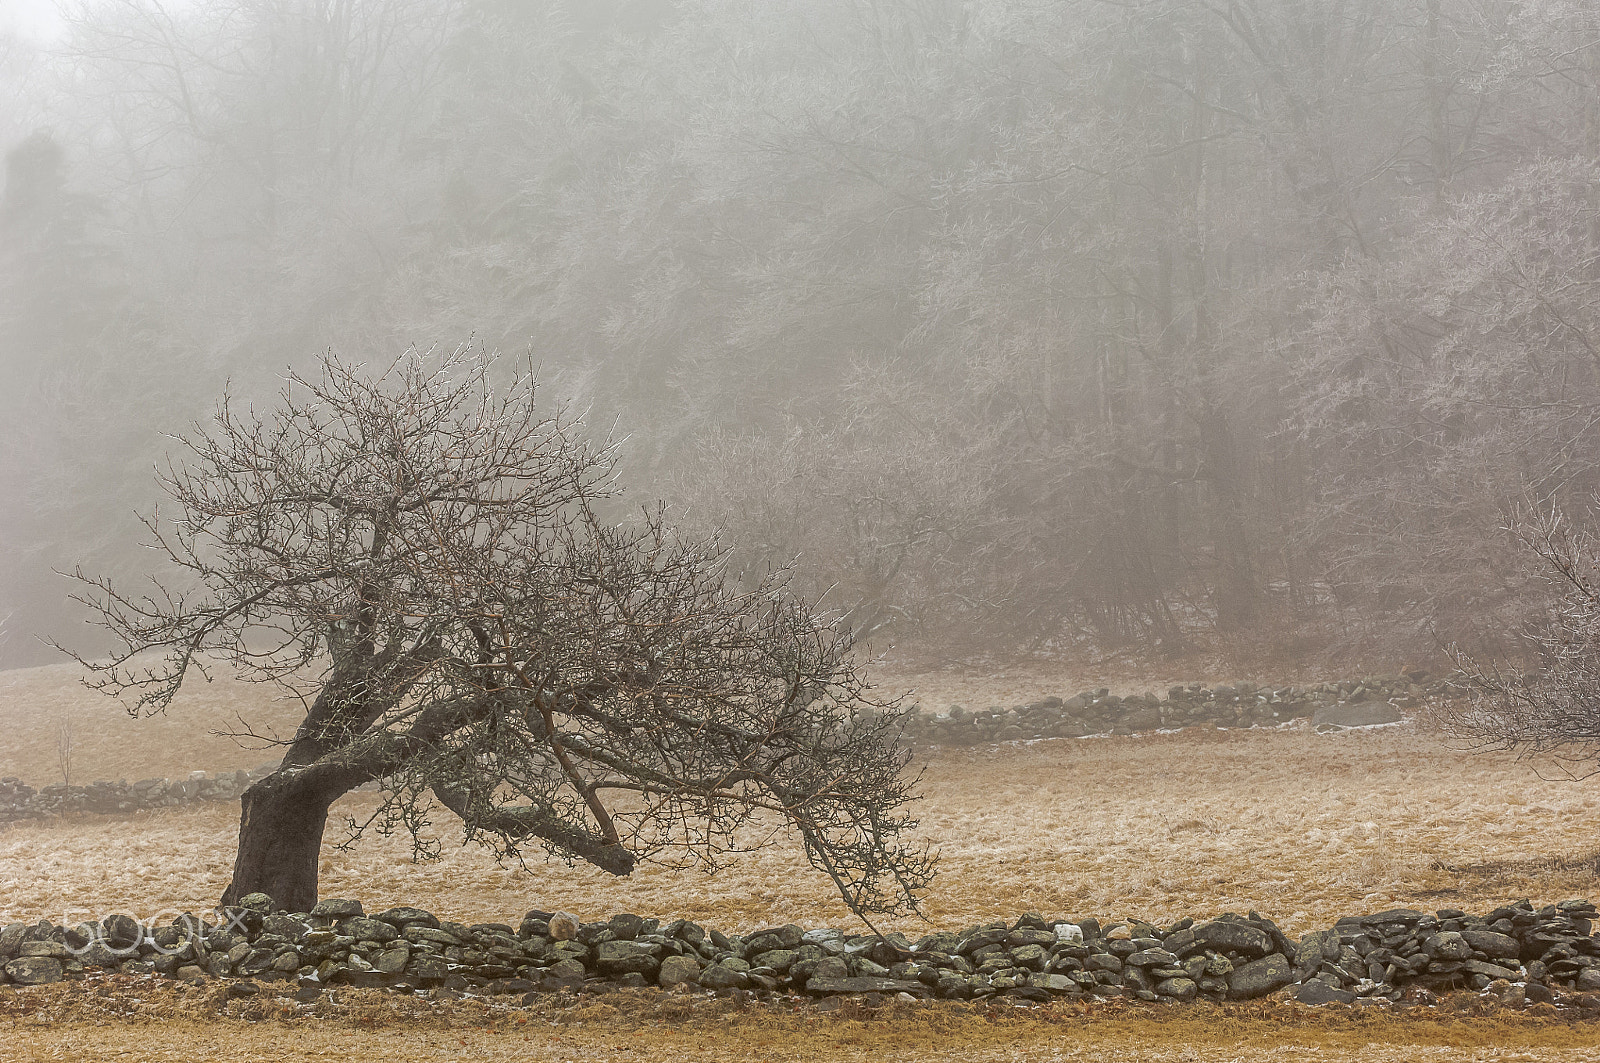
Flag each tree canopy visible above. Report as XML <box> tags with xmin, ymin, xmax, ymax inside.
<box><xmin>66</xmin><ymin>348</ymin><xmax>933</xmax><ymax>917</ymax></box>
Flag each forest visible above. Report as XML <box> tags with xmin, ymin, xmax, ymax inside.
<box><xmin>3</xmin><ymin>0</ymin><xmax>1599</xmax><ymax>668</ymax></box>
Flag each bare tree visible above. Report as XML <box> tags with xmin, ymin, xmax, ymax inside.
<box><xmin>61</xmin><ymin>347</ymin><xmax>933</xmax><ymax>917</ymax></box>
<box><xmin>54</xmin><ymin>717</ymin><xmax>73</xmax><ymax>787</ymax></box>
<box><xmin>1442</xmin><ymin>505</ymin><xmax>1600</xmax><ymax>777</ymax></box>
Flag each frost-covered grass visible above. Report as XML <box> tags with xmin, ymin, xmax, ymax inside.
<box><xmin>1</xmin><ymin>658</ymin><xmax>1598</xmax><ymax>935</ymax></box>
<box><xmin>4</xmin><ymin>659</ymin><xmax>1600</xmax><ymax>1057</ymax></box>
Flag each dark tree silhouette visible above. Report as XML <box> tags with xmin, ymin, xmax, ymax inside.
<box><xmin>64</xmin><ymin>348</ymin><xmax>933</xmax><ymax>917</ymax></box>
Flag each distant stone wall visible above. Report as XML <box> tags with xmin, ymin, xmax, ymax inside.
<box><xmin>0</xmin><ymin>676</ymin><xmax>1457</xmax><ymax>824</ymax></box>
<box><xmin>0</xmin><ymin>765</ymin><xmax>274</xmax><ymax>824</ymax></box>
<box><xmin>895</xmin><ymin>674</ymin><xmax>1454</xmax><ymax>746</ymax></box>
<box><xmin>2</xmin><ymin>894</ymin><xmax>1597</xmax><ymax>1016</ymax></box>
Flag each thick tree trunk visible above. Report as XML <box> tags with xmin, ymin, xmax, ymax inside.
<box><xmin>220</xmin><ymin>770</ymin><xmax>344</xmax><ymax>913</ymax></box>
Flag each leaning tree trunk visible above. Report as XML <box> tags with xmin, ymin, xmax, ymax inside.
<box><xmin>220</xmin><ymin>770</ymin><xmax>345</xmax><ymax>913</ymax></box>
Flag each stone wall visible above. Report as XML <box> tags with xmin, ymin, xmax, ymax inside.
<box><xmin>0</xmin><ymin>765</ymin><xmax>274</xmax><ymax>824</ymax></box>
<box><xmin>895</xmin><ymin>674</ymin><xmax>1452</xmax><ymax>747</ymax></box>
<box><xmin>0</xmin><ymin>676</ymin><xmax>1453</xmax><ymax>824</ymax></box>
<box><xmin>2</xmin><ymin>895</ymin><xmax>1596</xmax><ymax>1015</ymax></box>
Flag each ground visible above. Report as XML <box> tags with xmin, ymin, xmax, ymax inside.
<box><xmin>1</xmin><ymin>656</ymin><xmax>1598</xmax><ymax>1060</ymax></box>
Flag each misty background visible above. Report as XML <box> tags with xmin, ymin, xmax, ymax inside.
<box><xmin>1</xmin><ymin>0</ymin><xmax>1596</xmax><ymax>669</ymax></box>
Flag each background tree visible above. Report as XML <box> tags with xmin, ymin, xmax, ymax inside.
<box><xmin>1441</xmin><ymin>505</ymin><xmax>1600</xmax><ymax>775</ymax></box>
<box><xmin>64</xmin><ymin>348</ymin><xmax>933</xmax><ymax>917</ymax></box>
<box><xmin>10</xmin><ymin>0</ymin><xmax>1600</xmax><ymax>667</ymax></box>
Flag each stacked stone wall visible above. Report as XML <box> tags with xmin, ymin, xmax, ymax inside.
<box><xmin>3</xmin><ymin>895</ymin><xmax>1597</xmax><ymax>1015</ymax></box>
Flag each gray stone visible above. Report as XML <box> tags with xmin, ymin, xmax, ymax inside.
<box><xmin>1424</xmin><ymin>932</ymin><xmax>1471</xmax><ymax>961</ymax></box>
<box><xmin>1462</xmin><ymin>959</ymin><xmax>1519</xmax><ymax>981</ymax></box>
<box><xmin>237</xmin><ymin>893</ymin><xmax>275</xmax><ymax>914</ymax></box>
<box><xmin>1011</xmin><ymin>944</ymin><xmax>1048</xmax><ymax>969</ymax></box>
<box><xmin>608</xmin><ymin>914</ymin><xmax>645</xmax><ymax>941</ymax></box>
<box><xmin>1227</xmin><ymin>953</ymin><xmax>1295</xmax><ymax>999</ymax></box>
<box><xmin>99</xmin><ymin>915</ymin><xmax>141</xmax><ymax>949</ymax></box>
<box><xmin>403</xmin><ymin>926</ymin><xmax>462</xmax><ymax>947</ymax></box>
<box><xmin>0</xmin><ymin>924</ymin><xmax>27</xmax><ymax>961</ymax></box>
<box><xmin>752</xmin><ymin>949</ymin><xmax>799</xmax><ymax>973</ymax></box>
<box><xmin>1312</xmin><ymin>703</ymin><xmax>1401</xmax><ymax>728</ymax></box>
<box><xmin>805</xmin><ymin>976</ymin><xmax>925</xmax><ymax>996</ymax></box>
<box><xmin>375</xmin><ymin>907</ymin><xmax>439</xmax><ymax>929</ymax></box>
<box><xmin>1295</xmin><ymin>930</ymin><xmax>1341</xmax><ymax>966</ymax></box>
<box><xmin>1460</xmin><ymin>930</ymin><xmax>1520</xmax><ymax>960</ymax></box>
<box><xmin>340</xmin><ymin>917</ymin><xmax>399</xmax><ymax>944</ymax></box>
<box><xmin>412</xmin><ymin>957</ymin><xmax>448</xmax><ymax>986</ymax></box>
<box><xmin>4</xmin><ymin>957</ymin><xmax>63</xmax><ymax>985</ymax></box>
<box><xmin>548</xmin><ymin>913</ymin><xmax>580</xmax><ymax>941</ymax></box>
<box><xmin>1295</xmin><ymin>980</ymin><xmax>1356</xmax><ymax>1005</ymax></box>
<box><xmin>19</xmin><ymin>941</ymin><xmax>70</xmax><ymax>959</ymax></box>
<box><xmin>1361</xmin><ymin>909</ymin><xmax>1425</xmax><ymax>926</ymax></box>
<box><xmin>1191</xmin><ymin>920</ymin><xmax>1271</xmax><ymax>958</ymax></box>
<box><xmin>1127</xmin><ymin>948</ymin><xmax>1178</xmax><ymax>967</ymax></box>
<box><xmin>698</xmin><ymin>963</ymin><xmax>748</xmax><ymax>990</ymax></box>
<box><xmin>658</xmin><ymin>954</ymin><xmax>701</xmax><ymax>988</ymax></box>
<box><xmin>373</xmin><ymin>946</ymin><xmax>410</xmax><ymax>975</ymax></box>
<box><xmin>311</xmin><ymin>899</ymin><xmax>363</xmax><ymax>919</ymax></box>
<box><xmin>596</xmin><ymin>940</ymin><xmax>662</xmax><ymax>976</ymax></box>
<box><xmin>1155</xmin><ymin>976</ymin><xmax>1198</xmax><ymax>1002</ymax></box>
<box><xmin>542</xmin><ymin>957</ymin><xmax>586</xmax><ymax>989</ymax></box>
<box><xmin>742</xmin><ymin>924</ymin><xmax>804</xmax><ymax>956</ymax></box>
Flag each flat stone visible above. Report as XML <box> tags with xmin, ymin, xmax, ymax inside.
<box><xmin>375</xmin><ymin>908</ymin><xmax>439</xmax><ymax>929</ymax></box>
<box><xmin>3</xmin><ymin>957</ymin><xmax>62</xmax><ymax>985</ymax></box>
<box><xmin>742</xmin><ymin>925</ymin><xmax>804</xmax><ymax>955</ymax></box>
<box><xmin>1295</xmin><ymin>980</ymin><xmax>1356</xmax><ymax>1005</ymax></box>
<box><xmin>1032</xmin><ymin>973</ymin><xmax>1076</xmax><ymax>992</ymax></box>
<box><xmin>1227</xmin><ymin>953</ymin><xmax>1295</xmax><ymax>999</ymax></box>
<box><xmin>596</xmin><ymin>940</ymin><xmax>662</xmax><ymax>976</ymax></box>
<box><xmin>311</xmin><ymin>899</ymin><xmax>363</xmax><ymax>919</ymax></box>
<box><xmin>340</xmin><ymin>918</ymin><xmax>398</xmax><ymax>944</ymax></box>
<box><xmin>403</xmin><ymin>926</ymin><xmax>462</xmax><ymax>947</ymax></box>
<box><xmin>1462</xmin><ymin>959</ymin><xmax>1519</xmax><ymax>981</ymax></box>
<box><xmin>805</xmin><ymin>976</ymin><xmax>925</xmax><ymax>996</ymax></box>
<box><xmin>18</xmin><ymin>942</ymin><xmax>70</xmax><ymax>959</ymax></box>
<box><xmin>1312</xmin><ymin>703</ymin><xmax>1401</xmax><ymax>728</ymax></box>
<box><xmin>1127</xmin><ymin>948</ymin><xmax>1178</xmax><ymax>967</ymax></box>
<box><xmin>1361</xmin><ymin>909</ymin><xmax>1426</xmax><ymax>926</ymax></box>
<box><xmin>261</xmin><ymin>915</ymin><xmax>310</xmax><ymax>941</ymax></box>
<box><xmin>1461</xmin><ymin>930</ymin><xmax>1520</xmax><ymax>960</ymax></box>
<box><xmin>1191</xmin><ymin>920</ymin><xmax>1271</xmax><ymax>958</ymax></box>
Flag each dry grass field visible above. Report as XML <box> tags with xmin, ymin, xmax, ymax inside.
<box><xmin>2</xmin><ymin>656</ymin><xmax>1599</xmax><ymax>1060</ymax></box>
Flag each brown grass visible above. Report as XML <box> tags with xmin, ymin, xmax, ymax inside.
<box><xmin>5</xmin><ymin>976</ymin><xmax>1600</xmax><ymax>1062</ymax></box>
<box><xmin>2</xmin><ymin>659</ymin><xmax>1598</xmax><ymax>1058</ymax></box>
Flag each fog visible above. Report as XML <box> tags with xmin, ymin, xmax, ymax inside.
<box><xmin>2</xmin><ymin>0</ymin><xmax>1597</xmax><ymax>668</ymax></box>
